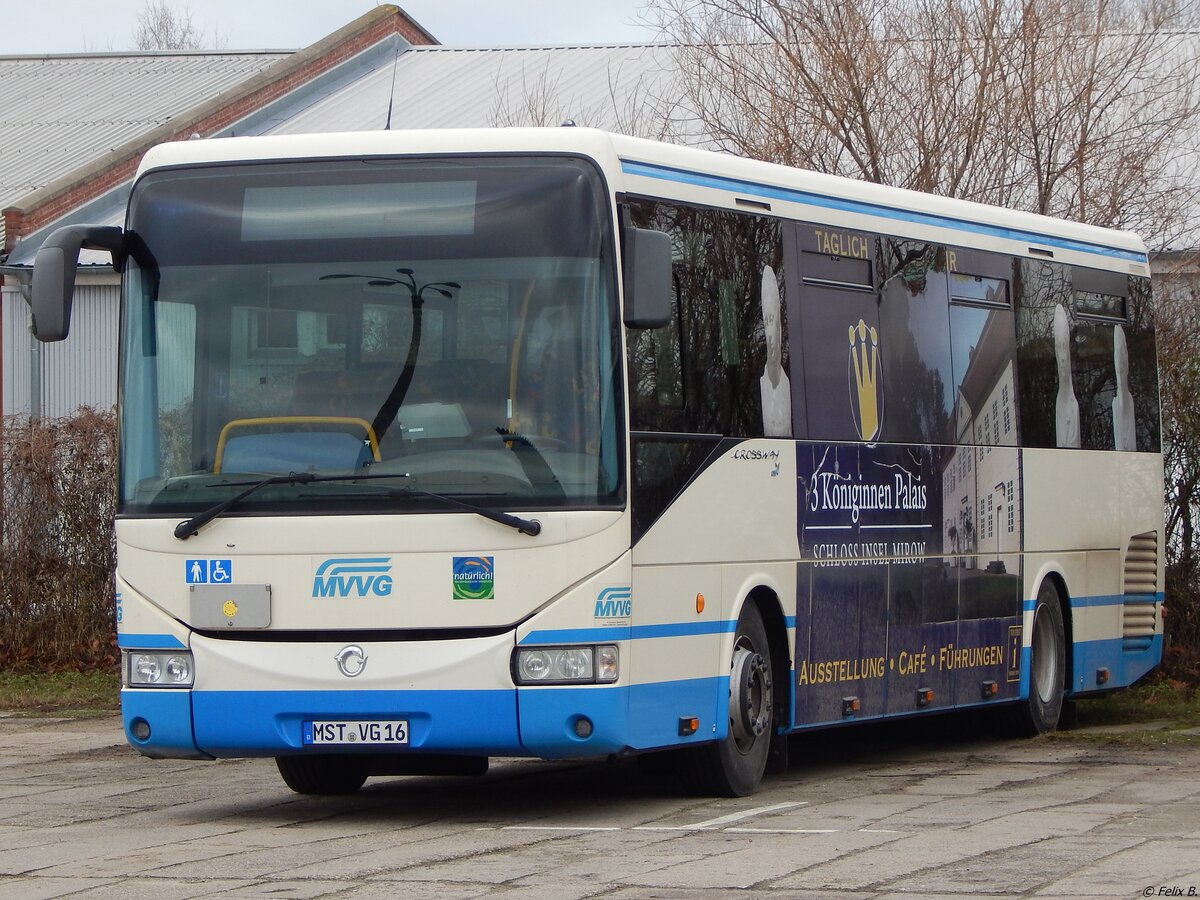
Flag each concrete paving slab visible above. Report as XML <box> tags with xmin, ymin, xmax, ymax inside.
<box><xmin>0</xmin><ymin>713</ymin><xmax>1198</xmax><ymax>896</ymax></box>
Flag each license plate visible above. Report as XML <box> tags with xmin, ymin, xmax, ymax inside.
<box><xmin>303</xmin><ymin>720</ymin><xmax>409</xmax><ymax>745</ymax></box>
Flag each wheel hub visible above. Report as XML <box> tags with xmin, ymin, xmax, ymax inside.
<box><xmin>729</xmin><ymin>646</ymin><xmax>772</xmax><ymax>750</ymax></box>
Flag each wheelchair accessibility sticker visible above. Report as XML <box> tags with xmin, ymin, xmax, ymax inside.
<box><xmin>186</xmin><ymin>559</ymin><xmax>232</xmax><ymax>584</ymax></box>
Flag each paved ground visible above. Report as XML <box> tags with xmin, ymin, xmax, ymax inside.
<box><xmin>0</xmin><ymin>712</ymin><xmax>1198</xmax><ymax>899</ymax></box>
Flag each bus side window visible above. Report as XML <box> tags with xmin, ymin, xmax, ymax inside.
<box><xmin>1071</xmin><ymin>266</ymin><xmax>1130</xmax><ymax>452</ymax></box>
<box><xmin>794</xmin><ymin>225</ymin><xmax>878</xmax><ymax>443</ymax></box>
<box><xmin>878</xmin><ymin>240</ymin><xmax>954</xmax><ymax>446</ymax></box>
<box><xmin>623</xmin><ymin>198</ymin><xmax>786</xmax><ymax>439</ymax></box>
<box><xmin>1123</xmin><ymin>275</ymin><xmax>1160</xmax><ymax>453</ymax></box>
<box><xmin>1014</xmin><ymin>259</ymin><xmax>1072</xmax><ymax>448</ymax></box>
<box><xmin>626</xmin><ymin>283</ymin><xmax>684</xmax><ymax>432</ymax></box>
<box><xmin>947</xmin><ymin>248</ymin><xmax>1017</xmax><ymax>449</ymax></box>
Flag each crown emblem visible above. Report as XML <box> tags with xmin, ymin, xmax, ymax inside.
<box><xmin>848</xmin><ymin>318</ymin><xmax>881</xmax><ymax>441</ymax></box>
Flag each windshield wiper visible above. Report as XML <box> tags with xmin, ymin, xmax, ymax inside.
<box><xmin>173</xmin><ymin>471</ymin><xmax>542</xmax><ymax>539</ymax></box>
<box><xmin>389</xmin><ymin>487</ymin><xmax>542</xmax><ymax>537</ymax></box>
<box><xmin>173</xmin><ymin>471</ymin><xmax>410</xmax><ymax>540</ymax></box>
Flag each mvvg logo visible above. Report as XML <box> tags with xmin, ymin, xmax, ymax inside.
<box><xmin>312</xmin><ymin>557</ymin><xmax>393</xmax><ymax>598</ymax></box>
<box><xmin>594</xmin><ymin>586</ymin><xmax>632</xmax><ymax>620</ymax></box>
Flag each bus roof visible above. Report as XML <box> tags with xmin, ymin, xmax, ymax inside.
<box><xmin>137</xmin><ymin>128</ymin><xmax>1149</xmax><ymax>274</ymax></box>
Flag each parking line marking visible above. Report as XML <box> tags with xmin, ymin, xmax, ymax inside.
<box><xmin>633</xmin><ymin>801</ymin><xmax>805</xmax><ymax>832</ymax></box>
<box><xmin>501</xmin><ymin>826</ymin><xmax>622</xmax><ymax>832</ymax></box>
<box><xmin>726</xmin><ymin>827</ymin><xmax>837</xmax><ymax>834</ymax></box>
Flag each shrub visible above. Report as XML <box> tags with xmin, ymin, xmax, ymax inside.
<box><xmin>0</xmin><ymin>409</ymin><xmax>117</xmax><ymax>671</ymax></box>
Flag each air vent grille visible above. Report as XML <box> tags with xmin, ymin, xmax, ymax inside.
<box><xmin>1122</xmin><ymin>531</ymin><xmax>1158</xmax><ymax>651</ymax></box>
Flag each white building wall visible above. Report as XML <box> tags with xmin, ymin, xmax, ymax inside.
<box><xmin>1</xmin><ymin>277</ymin><xmax>119</xmax><ymax>418</ymax></box>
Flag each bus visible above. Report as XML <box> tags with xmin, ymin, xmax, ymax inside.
<box><xmin>30</xmin><ymin>128</ymin><xmax>1163</xmax><ymax>797</ymax></box>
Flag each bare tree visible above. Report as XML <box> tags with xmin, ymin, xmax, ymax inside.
<box><xmin>1155</xmin><ymin>260</ymin><xmax>1200</xmax><ymax>679</ymax></box>
<box><xmin>650</xmin><ymin>0</ymin><xmax>1200</xmax><ymax>246</ymax></box>
<box><xmin>650</xmin><ymin>0</ymin><xmax>1200</xmax><ymax>679</ymax></box>
<box><xmin>488</xmin><ymin>55</ymin><xmax>678</xmax><ymax>141</ymax></box>
<box><xmin>133</xmin><ymin>1</ymin><xmax>222</xmax><ymax>51</ymax></box>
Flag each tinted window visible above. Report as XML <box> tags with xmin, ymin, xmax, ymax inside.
<box><xmin>947</xmin><ymin>248</ymin><xmax>1017</xmax><ymax>448</ymax></box>
<box><xmin>1014</xmin><ymin>259</ymin><xmax>1072</xmax><ymax>448</ymax></box>
<box><xmin>794</xmin><ymin>226</ymin><xmax>879</xmax><ymax>442</ymax></box>
<box><xmin>879</xmin><ymin>240</ymin><xmax>953</xmax><ymax>444</ymax></box>
<box><xmin>1124</xmin><ymin>275</ymin><xmax>1161</xmax><ymax>452</ymax></box>
<box><xmin>625</xmin><ymin>199</ymin><xmax>787</xmax><ymax>438</ymax></box>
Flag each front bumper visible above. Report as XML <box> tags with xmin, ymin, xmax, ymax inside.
<box><xmin>120</xmin><ymin>630</ymin><xmax>636</xmax><ymax>760</ymax></box>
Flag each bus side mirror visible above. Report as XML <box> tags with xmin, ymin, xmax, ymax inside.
<box><xmin>31</xmin><ymin>224</ymin><xmax>125</xmax><ymax>342</ymax></box>
<box><xmin>622</xmin><ymin>226</ymin><xmax>672</xmax><ymax>328</ymax></box>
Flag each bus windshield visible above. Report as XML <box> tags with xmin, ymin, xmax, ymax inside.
<box><xmin>119</xmin><ymin>156</ymin><xmax>623</xmax><ymax>516</ymax></box>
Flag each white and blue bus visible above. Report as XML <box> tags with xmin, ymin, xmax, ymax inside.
<box><xmin>32</xmin><ymin>128</ymin><xmax>1163</xmax><ymax>796</ymax></box>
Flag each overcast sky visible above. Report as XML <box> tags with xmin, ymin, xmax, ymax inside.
<box><xmin>0</xmin><ymin>1</ymin><xmax>660</xmax><ymax>54</ymax></box>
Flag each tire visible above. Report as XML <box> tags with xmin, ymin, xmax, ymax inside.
<box><xmin>1010</xmin><ymin>581</ymin><xmax>1067</xmax><ymax>736</ymax></box>
<box><xmin>681</xmin><ymin>602</ymin><xmax>775</xmax><ymax>797</ymax></box>
<box><xmin>275</xmin><ymin>754</ymin><xmax>371</xmax><ymax>795</ymax></box>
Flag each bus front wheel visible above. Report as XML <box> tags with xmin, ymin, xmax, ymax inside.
<box><xmin>275</xmin><ymin>754</ymin><xmax>370</xmax><ymax>795</ymax></box>
<box><xmin>682</xmin><ymin>602</ymin><xmax>774</xmax><ymax>797</ymax></box>
<box><xmin>1011</xmin><ymin>581</ymin><xmax>1067</xmax><ymax>736</ymax></box>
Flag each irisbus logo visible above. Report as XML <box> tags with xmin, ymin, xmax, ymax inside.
<box><xmin>312</xmin><ymin>557</ymin><xmax>394</xmax><ymax>598</ymax></box>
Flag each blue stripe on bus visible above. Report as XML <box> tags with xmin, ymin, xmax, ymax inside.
<box><xmin>1021</xmin><ymin>591</ymin><xmax>1164</xmax><ymax>612</ymax></box>
<box><xmin>525</xmin><ymin>615</ymin><xmax>797</xmax><ymax>646</ymax></box>
<box><xmin>620</xmin><ymin>160</ymin><xmax>1148</xmax><ymax>264</ymax></box>
<box><xmin>117</xmin><ymin>632</ymin><xmax>187</xmax><ymax>649</ymax></box>
<box><xmin>521</xmin><ymin>620</ymin><xmax>738</xmax><ymax>645</ymax></box>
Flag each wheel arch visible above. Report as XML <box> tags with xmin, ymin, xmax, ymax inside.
<box><xmin>1031</xmin><ymin>568</ymin><xmax>1075</xmax><ymax>696</ymax></box>
<box><xmin>743</xmin><ymin>585</ymin><xmax>791</xmax><ymax>733</ymax></box>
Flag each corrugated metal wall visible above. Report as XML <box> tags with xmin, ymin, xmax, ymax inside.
<box><xmin>1</xmin><ymin>283</ymin><xmax>119</xmax><ymax>418</ymax></box>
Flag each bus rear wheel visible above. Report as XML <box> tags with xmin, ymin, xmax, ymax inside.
<box><xmin>1010</xmin><ymin>581</ymin><xmax>1067</xmax><ymax>736</ymax></box>
<box><xmin>682</xmin><ymin>602</ymin><xmax>774</xmax><ymax>797</ymax></box>
<box><xmin>275</xmin><ymin>754</ymin><xmax>370</xmax><ymax>795</ymax></box>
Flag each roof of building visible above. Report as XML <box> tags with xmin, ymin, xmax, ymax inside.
<box><xmin>0</xmin><ymin>4</ymin><xmax>437</xmax><ymax>258</ymax></box>
<box><xmin>0</xmin><ymin>51</ymin><xmax>290</xmax><ymax>250</ymax></box>
<box><xmin>272</xmin><ymin>43</ymin><xmax>677</xmax><ymax>134</ymax></box>
<box><xmin>3</xmin><ymin>40</ymin><xmax>681</xmax><ymax>266</ymax></box>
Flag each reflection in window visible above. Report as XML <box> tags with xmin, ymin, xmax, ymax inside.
<box><xmin>796</xmin><ymin>227</ymin><xmax>878</xmax><ymax>441</ymax></box>
<box><xmin>951</xmin><ymin>272</ymin><xmax>1008</xmax><ymax>306</ymax></box>
<box><xmin>252</xmin><ymin>309</ymin><xmax>298</xmax><ymax>350</ymax></box>
<box><xmin>1076</xmin><ymin>291</ymin><xmax>1127</xmax><ymax>321</ymax></box>
<box><xmin>1015</xmin><ymin>259</ymin><xmax>1071</xmax><ymax>448</ymax></box>
<box><xmin>1124</xmin><ymin>276</ymin><xmax>1161</xmax><ymax>452</ymax></box>
<box><xmin>879</xmin><ymin>241</ymin><xmax>953</xmax><ymax>444</ymax></box>
<box><xmin>949</xmin><ymin>301</ymin><xmax>1017</xmax><ymax>447</ymax></box>
<box><xmin>1070</xmin><ymin>319</ymin><xmax>1117</xmax><ymax>450</ymax></box>
<box><xmin>625</xmin><ymin>198</ymin><xmax>786</xmax><ymax>536</ymax></box>
<box><xmin>625</xmin><ymin>198</ymin><xmax>786</xmax><ymax>438</ymax></box>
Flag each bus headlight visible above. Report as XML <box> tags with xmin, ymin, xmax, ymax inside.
<box><xmin>125</xmin><ymin>651</ymin><xmax>195</xmax><ymax>688</ymax></box>
<box><xmin>513</xmin><ymin>645</ymin><xmax>619</xmax><ymax>685</ymax></box>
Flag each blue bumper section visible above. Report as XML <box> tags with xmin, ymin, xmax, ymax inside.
<box><xmin>517</xmin><ymin>676</ymin><xmax>724</xmax><ymax>757</ymax></box>
<box><xmin>1071</xmin><ymin>635</ymin><xmax>1163</xmax><ymax>694</ymax></box>
<box><xmin>190</xmin><ymin>689</ymin><xmax>523</xmax><ymax>758</ymax></box>
<box><xmin>122</xmin><ymin>689</ymin><xmax>206</xmax><ymax>759</ymax></box>
<box><xmin>123</xmin><ymin>678</ymin><xmax>731</xmax><ymax>761</ymax></box>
